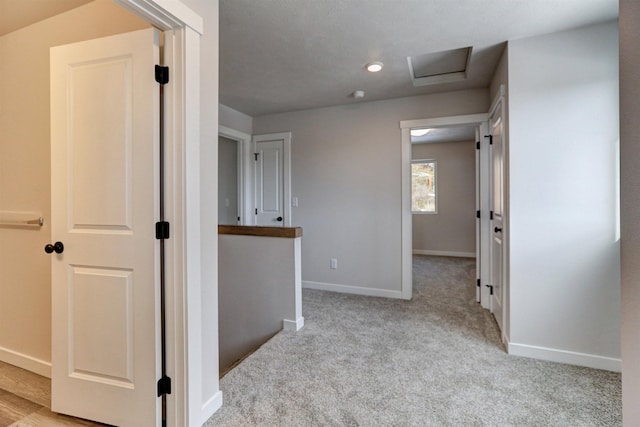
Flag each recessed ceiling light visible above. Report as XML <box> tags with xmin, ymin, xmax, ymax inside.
<box><xmin>411</xmin><ymin>129</ymin><xmax>431</xmax><ymax>137</ymax></box>
<box><xmin>366</xmin><ymin>62</ymin><xmax>384</xmax><ymax>73</ymax></box>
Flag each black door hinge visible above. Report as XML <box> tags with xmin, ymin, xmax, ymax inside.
<box><xmin>157</xmin><ymin>376</ymin><xmax>172</xmax><ymax>397</ymax></box>
<box><xmin>476</xmin><ymin>141</ymin><xmax>480</xmax><ymax>150</ymax></box>
<box><xmin>476</xmin><ymin>210</ymin><xmax>480</xmax><ymax>219</ymax></box>
<box><xmin>156</xmin><ymin>221</ymin><xmax>170</xmax><ymax>240</ymax></box>
<box><xmin>155</xmin><ymin>65</ymin><xmax>169</xmax><ymax>85</ymax></box>
<box><xmin>490</xmin><ymin>210</ymin><xmax>494</xmax><ymax>220</ymax></box>
<box><xmin>477</xmin><ymin>279</ymin><xmax>481</xmax><ymax>288</ymax></box>
<box><xmin>255</xmin><ymin>208</ymin><xmax>258</xmax><ymax>215</ymax></box>
<box><xmin>254</xmin><ymin>153</ymin><xmax>259</xmax><ymax>161</ymax></box>
<box><xmin>484</xmin><ymin>134</ymin><xmax>493</xmax><ymax>145</ymax></box>
<box><xmin>486</xmin><ymin>284</ymin><xmax>494</xmax><ymax>295</ymax></box>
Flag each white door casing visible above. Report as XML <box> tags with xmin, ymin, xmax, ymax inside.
<box><xmin>74</xmin><ymin>1</ymin><xmax>220</xmax><ymax>425</ymax></box>
<box><xmin>219</xmin><ymin>125</ymin><xmax>252</xmax><ymax>225</ymax></box>
<box><xmin>50</xmin><ymin>28</ymin><xmax>160</xmax><ymax>426</ymax></box>
<box><xmin>253</xmin><ymin>133</ymin><xmax>292</xmax><ymax>227</ymax></box>
<box><xmin>489</xmin><ymin>95</ymin><xmax>506</xmax><ymax>335</ymax></box>
<box><xmin>218</xmin><ymin>136</ymin><xmax>240</xmax><ymax>225</ymax></box>
<box><xmin>400</xmin><ymin>114</ymin><xmax>490</xmax><ymax>303</ymax></box>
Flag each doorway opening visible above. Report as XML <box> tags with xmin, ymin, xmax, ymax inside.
<box><xmin>218</xmin><ymin>126</ymin><xmax>252</xmax><ymax>226</ymax></box>
<box><xmin>400</xmin><ymin>114</ymin><xmax>491</xmax><ymax>307</ymax></box>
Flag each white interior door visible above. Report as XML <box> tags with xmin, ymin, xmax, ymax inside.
<box><xmin>253</xmin><ymin>133</ymin><xmax>291</xmax><ymax>226</ymax></box>
<box><xmin>50</xmin><ymin>28</ymin><xmax>160</xmax><ymax>426</ymax></box>
<box><xmin>489</xmin><ymin>100</ymin><xmax>505</xmax><ymax>334</ymax></box>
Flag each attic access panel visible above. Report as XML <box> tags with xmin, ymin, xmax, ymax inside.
<box><xmin>408</xmin><ymin>46</ymin><xmax>472</xmax><ymax>86</ymax></box>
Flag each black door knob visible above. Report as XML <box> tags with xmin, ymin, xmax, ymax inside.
<box><xmin>44</xmin><ymin>241</ymin><xmax>64</xmax><ymax>254</ymax></box>
<box><xmin>494</xmin><ymin>227</ymin><xmax>502</xmax><ymax>233</ymax></box>
<box><xmin>276</xmin><ymin>216</ymin><xmax>283</xmax><ymax>222</ymax></box>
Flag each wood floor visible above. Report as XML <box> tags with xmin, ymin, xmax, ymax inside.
<box><xmin>0</xmin><ymin>361</ymin><xmax>107</xmax><ymax>427</ymax></box>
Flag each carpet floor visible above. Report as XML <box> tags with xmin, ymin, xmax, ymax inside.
<box><xmin>205</xmin><ymin>255</ymin><xmax>622</xmax><ymax>426</ymax></box>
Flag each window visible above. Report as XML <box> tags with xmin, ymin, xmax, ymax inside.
<box><xmin>412</xmin><ymin>160</ymin><xmax>437</xmax><ymax>213</ymax></box>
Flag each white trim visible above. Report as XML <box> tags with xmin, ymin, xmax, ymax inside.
<box><xmin>400</xmin><ymin>127</ymin><xmax>413</xmax><ymax>300</ymax></box>
<box><xmin>413</xmin><ymin>250</ymin><xmax>476</xmax><ymax>258</ymax></box>
<box><xmin>303</xmin><ymin>281</ymin><xmax>406</xmax><ymax>300</ymax></box>
<box><xmin>478</xmin><ymin>121</ymin><xmax>491</xmax><ymax>310</ymax></box>
<box><xmin>0</xmin><ymin>346</ymin><xmax>51</xmax><ymax>378</ymax></box>
<box><xmin>219</xmin><ymin>125</ymin><xmax>252</xmax><ymax>225</ymax></box>
<box><xmin>400</xmin><ymin>113</ymin><xmax>488</xmax><ymax>130</ymax></box>
<box><xmin>400</xmin><ymin>114</ymin><xmax>490</xmax><ymax>308</ymax></box>
<box><xmin>111</xmin><ymin>1</ymin><xmax>219</xmax><ymax>426</ymax></box>
<box><xmin>252</xmin><ymin>132</ymin><xmax>293</xmax><ymax>227</ymax></box>
<box><xmin>283</xmin><ymin>317</ymin><xmax>305</xmax><ymax>331</ymax></box>
<box><xmin>114</xmin><ymin>0</ymin><xmax>203</xmax><ymax>34</ymax></box>
<box><xmin>488</xmin><ymin>84</ymin><xmax>506</xmax><ymax>118</ymax></box>
<box><xmin>199</xmin><ymin>391</ymin><xmax>224</xmax><ymax>426</ymax></box>
<box><xmin>508</xmin><ymin>342</ymin><xmax>622</xmax><ymax>373</ymax></box>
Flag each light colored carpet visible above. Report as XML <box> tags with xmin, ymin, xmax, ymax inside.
<box><xmin>205</xmin><ymin>255</ymin><xmax>621</xmax><ymax>426</ymax></box>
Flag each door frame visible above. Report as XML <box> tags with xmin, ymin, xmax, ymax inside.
<box><xmin>252</xmin><ymin>132</ymin><xmax>293</xmax><ymax>227</ymax></box>
<box><xmin>219</xmin><ymin>125</ymin><xmax>252</xmax><ymax>225</ymax></box>
<box><xmin>487</xmin><ymin>85</ymin><xmax>508</xmax><ymax>342</ymax></box>
<box><xmin>111</xmin><ymin>1</ymin><xmax>222</xmax><ymax>425</ymax></box>
<box><xmin>400</xmin><ymin>114</ymin><xmax>490</xmax><ymax>306</ymax></box>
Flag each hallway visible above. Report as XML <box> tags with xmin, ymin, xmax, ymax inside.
<box><xmin>206</xmin><ymin>255</ymin><xmax>621</xmax><ymax>426</ymax></box>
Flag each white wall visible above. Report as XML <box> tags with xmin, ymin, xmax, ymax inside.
<box><xmin>220</xmin><ymin>103</ymin><xmax>253</xmax><ymax>135</ymax></box>
<box><xmin>619</xmin><ymin>0</ymin><xmax>640</xmax><ymax>423</ymax></box>
<box><xmin>253</xmin><ymin>89</ymin><xmax>489</xmax><ymax>297</ymax></box>
<box><xmin>412</xmin><ymin>141</ymin><xmax>476</xmax><ymax>256</ymax></box>
<box><xmin>0</xmin><ymin>0</ymin><xmax>149</xmax><ymax>375</ymax></box>
<box><xmin>178</xmin><ymin>0</ymin><xmax>221</xmax><ymax>416</ymax></box>
<box><xmin>507</xmin><ymin>21</ymin><xmax>621</xmax><ymax>370</ymax></box>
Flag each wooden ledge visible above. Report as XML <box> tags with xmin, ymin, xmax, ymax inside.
<box><xmin>218</xmin><ymin>225</ymin><xmax>303</xmax><ymax>238</ymax></box>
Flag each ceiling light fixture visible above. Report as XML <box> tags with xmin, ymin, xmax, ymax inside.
<box><xmin>411</xmin><ymin>129</ymin><xmax>431</xmax><ymax>137</ymax></box>
<box><xmin>366</xmin><ymin>62</ymin><xmax>384</xmax><ymax>73</ymax></box>
<box><xmin>352</xmin><ymin>90</ymin><xmax>365</xmax><ymax>99</ymax></box>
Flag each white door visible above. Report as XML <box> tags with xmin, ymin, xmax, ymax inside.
<box><xmin>489</xmin><ymin>100</ymin><xmax>505</xmax><ymax>333</ymax></box>
<box><xmin>50</xmin><ymin>28</ymin><xmax>160</xmax><ymax>426</ymax></box>
<box><xmin>253</xmin><ymin>133</ymin><xmax>291</xmax><ymax>226</ymax></box>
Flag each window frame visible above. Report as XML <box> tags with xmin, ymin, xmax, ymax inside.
<box><xmin>411</xmin><ymin>159</ymin><xmax>438</xmax><ymax>214</ymax></box>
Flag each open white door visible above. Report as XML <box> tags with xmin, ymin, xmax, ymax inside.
<box><xmin>489</xmin><ymin>98</ymin><xmax>505</xmax><ymax>334</ymax></box>
<box><xmin>253</xmin><ymin>132</ymin><xmax>292</xmax><ymax>227</ymax></box>
<box><xmin>50</xmin><ymin>28</ymin><xmax>160</xmax><ymax>426</ymax></box>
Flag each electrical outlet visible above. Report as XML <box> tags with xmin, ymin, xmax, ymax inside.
<box><xmin>330</xmin><ymin>258</ymin><xmax>338</xmax><ymax>269</ymax></box>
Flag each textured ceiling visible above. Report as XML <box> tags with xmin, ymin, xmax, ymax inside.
<box><xmin>220</xmin><ymin>0</ymin><xmax>618</xmax><ymax>117</ymax></box>
<box><xmin>0</xmin><ymin>0</ymin><xmax>94</xmax><ymax>36</ymax></box>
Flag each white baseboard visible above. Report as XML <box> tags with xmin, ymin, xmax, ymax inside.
<box><xmin>508</xmin><ymin>342</ymin><xmax>621</xmax><ymax>372</ymax></box>
<box><xmin>283</xmin><ymin>316</ymin><xmax>305</xmax><ymax>332</ymax></box>
<box><xmin>413</xmin><ymin>249</ymin><xmax>476</xmax><ymax>258</ymax></box>
<box><xmin>0</xmin><ymin>346</ymin><xmax>51</xmax><ymax>378</ymax></box>
<box><xmin>199</xmin><ymin>390</ymin><xmax>223</xmax><ymax>425</ymax></box>
<box><xmin>303</xmin><ymin>281</ymin><xmax>404</xmax><ymax>299</ymax></box>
